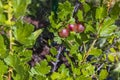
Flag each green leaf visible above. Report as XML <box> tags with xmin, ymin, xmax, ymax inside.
<box><xmin>30</xmin><ymin>67</ymin><xmax>38</xmax><ymax>76</ymax></box>
<box><xmin>34</xmin><ymin>75</ymin><xmax>47</xmax><ymax>80</ymax></box>
<box><xmin>12</xmin><ymin>0</ymin><xmax>31</xmax><ymax>18</ymax></box>
<box><xmin>34</xmin><ymin>60</ymin><xmax>51</xmax><ymax>76</ymax></box>
<box><xmin>99</xmin><ymin>18</ymin><xmax>117</xmax><ymax>37</ymax></box>
<box><xmin>51</xmin><ymin>72</ymin><xmax>61</xmax><ymax>80</ymax></box>
<box><xmin>13</xmin><ymin>21</ymin><xmax>42</xmax><ymax>47</ymax></box>
<box><xmin>13</xmin><ymin>21</ymin><xmax>34</xmax><ymax>45</ymax></box>
<box><xmin>0</xmin><ymin>14</ymin><xmax>6</xmax><ymax>24</ymax></box>
<box><xmin>102</xmin><ymin>18</ymin><xmax>115</xmax><ymax>27</ymax></box>
<box><xmin>76</xmin><ymin>75</ymin><xmax>91</xmax><ymax>80</ymax></box>
<box><xmin>13</xmin><ymin>64</ymin><xmax>30</xmax><ymax>80</ymax></box>
<box><xmin>54</xmin><ymin>36</ymin><xmax>62</xmax><ymax>44</ymax></box>
<box><xmin>49</xmin><ymin>12</ymin><xmax>57</xmax><ymax>29</ymax></box>
<box><xmin>4</xmin><ymin>54</ymin><xmax>20</xmax><ymax>68</ymax></box>
<box><xmin>77</xmin><ymin>10</ymin><xmax>83</xmax><ymax>22</ymax></box>
<box><xmin>46</xmin><ymin>55</ymin><xmax>56</xmax><ymax>62</ymax></box>
<box><xmin>70</xmin><ymin>45</ymin><xmax>78</xmax><ymax>55</ymax></box>
<box><xmin>95</xmin><ymin>6</ymin><xmax>107</xmax><ymax>20</ymax></box>
<box><xmin>68</xmin><ymin>17</ymin><xmax>75</xmax><ymax>24</ymax></box>
<box><xmin>0</xmin><ymin>34</ymin><xmax>7</xmax><ymax>58</ymax></box>
<box><xmin>77</xmin><ymin>53</ymin><xmax>82</xmax><ymax>61</ymax></box>
<box><xmin>89</xmin><ymin>48</ymin><xmax>102</xmax><ymax>56</ymax></box>
<box><xmin>99</xmin><ymin>69</ymin><xmax>108</xmax><ymax>80</ymax></box>
<box><xmin>19</xmin><ymin>50</ymin><xmax>32</xmax><ymax>62</ymax></box>
<box><xmin>50</xmin><ymin>47</ymin><xmax>58</xmax><ymax>56</ymax></box>
<box><xmin>79</xmin><ymin>0</ymin><xmax>85</xmax><ymax>3</ymax></box>
<box><xmin>108</xmin><ymin>53</ymin><xmax>115</xmax><ymax>62</ymax></box>
<box><xmin>73</xmin><ymin>68</ymin><xmax>81</xmax><ymax>75</ymax></box>
<box><xmin>58</xmin><ymin>1</ymin><xmax>73</xmax><ymax>21</ymax></box>
<box><xmin>100</xmin><ymin>25</ymin><xmax>117</xmax><ymax>37</ymax></box>
<box><xmin>0</xmin><ymin>60</ymin><xmax>8</xmax><ymax>80</ymax></box>
<box><xmin>0</xmin><ymin>1</ymin><xmax>3</xmax><ymax>13</ymax></box>
<box><xmin>110</xmin><ymin>1</ymin><xmax>120</xmax><ymax>19</ymax></box>
<box><xmin>32</xmin><ymin>29</ymin><xmax>42</xmax><ymax>40</ymax></box>
<box><xmin>0</xmin><ymin>1</ymin><xmax>3</xmax><ymax>8</ymax></box>
<box><xmin>81</xmin><ymin>64</ymin><xmax>95</xmax><ymax>77</ymax></box>
<box><xmin>83</xmin><ymin>2</ymin><xmax>90</xmax><ymax>13</ymax></box>
<box><xmin>58</xmin><ymin>1</ymin><xmax>73</xmax><ymax>13</ymax></box>
<box><xmin>85</xmin><ymin>23</ymin><xmax>96</xmax><ymax>33</ymax></box>
<box><xmin>58</xmin><ymin>64</ymin><xmax>68</xmax><ymax>73</ymax></box>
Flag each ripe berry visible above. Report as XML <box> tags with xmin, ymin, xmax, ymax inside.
<box><xmin>68</xmin><ymin>24</ymin><xmax>77</xmax><ymax>31</ymax></box>
<box><xmin>58</xmin><ymin>28</ymin><xmax>69</xmax><ymax>38</ymax></box>
<box><xmin>76</xmin><ymin>24</ymin><xmax>85</xmax><ymax>33</ymax></box>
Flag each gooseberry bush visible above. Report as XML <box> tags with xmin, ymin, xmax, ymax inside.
<box><xmin>0</xmin><ymin>0</ymin><xmax>120</xmax><ymax>80</ymax></box>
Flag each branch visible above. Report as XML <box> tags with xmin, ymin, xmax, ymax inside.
<box><xmin>51</xmin><ymin>45</ymin><xmax>64</xmax><ymax>72</ymax></box>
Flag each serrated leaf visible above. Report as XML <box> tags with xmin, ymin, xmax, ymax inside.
<box><xmin>49</xmin><ymin>12</ymin><xmax>57</xmax><ymax>29</ymax></box>
<box><xmin>50</xmin><ymin>47</ymin><xmax>58</xmax><ymax>56</ymax></box>
<box><xmin>95</xmin><ymin>6</ymin><xmax>107</xmax><ymax>20</ymax></box>
<box><xmin>83</xmin><ymin>2</ymin><xmax>90</xmax><ymax>13</ymax></box>
<box><xmin>30</xmin><ymin>67</ymin><xmax>38</xmax><ymax>76</ymax></box>
<box><xmin>13</xmin><ymin>21</ymin><xmax>41</xmax><ymax>47</ymax></box>
<box><xmin>85</xmin><ymin>23</ymin><xmax>96</xmax><ymax>33</ymax></box>
<box><xmin>58</xmin><ymin>9</ymin><xmax>69</xmax><ymax>21</ymax></box>
<box><xmin>51</xmin><ymin>72</ymin><xmax>60</xmax><ymax>80</ymax></box>
<box><xmin>58</xmin><ymin>1</ymin><xmax>73</xmax><ymax>21</ymax></box>
<box><xmin>58</xmin><ymin>64</ymin><xmax>67</xmax><ymax>72</ymax></box>
<box><xmin>102</xmin><ymin>18</ymin><xmax>115</xmax><ymax>27</ymax></box>
<box><xmin>99</xmin><ymin>18</ymin><xmax>117</xmax><ymax>37</ymax></box>
<box><xmin>4</xmin><ymin>54</ymin><xmax>20</xmax><ymax>68</ymax></box>
<box><xmin>34</xmin><ymin>60</ymin><xmax>51</xmax><ymax>76</ymax></box>
<box><xmin>13</xmin><ymin>64</ymin><xmax>29</xmax><ymax>80</ymax></box>
<box><xmin>100</xmin><ymin>25</ymin><xmax>117</xmax><ymax>37</ymax></box>
<box><xmin>0</xmin><ymin>34</ymin><xmax>7</xmax><ymax>58</ymax></box>
<box><xmin>70</xmin><ymin>45</ymin><xmax>78</xmax><ymax>55</ymax></box>
<box><xmin>108</xmin><ymin>53</ymin><xmax>115</xmax><ymax>62</ymax></box>
<box><xmin>12</xmin><ymin>0</ymin><xmax>31</xmax><ymax>18</ymax></box>
<box><xmin>58</xmin><ymin>1</ymin><xmax>73</xmax><ymax>12</ymax></box>
<box><xmin>99</xmin><ymin>69</ymin><xmax>108</xmax><ymax>80</ymax></box>
<box><xmin>82</xmin><ymin>64</ymin><xmax>95</xmax><ymax>76</ymax></box>
<box><xmin>19</xmin><ymin>50</ymin><xmax>32</xmax><ymax>62</ymax></box>
<box><xmin>89</xmin><ymin>48</ymin><xmax>102</xmax><ymax>56</ymax></box>
<box><xmin>77</xmin><ymin>10</ymin><xmax>83</xmax><ymax>21</ymax></box>
<box><xmin>76</xmin><ymin>75</ymin><xmax>91</xmax><ymax>80</ymax></box>
<box><xmin>54</xmin><ymin>36</ymin><xmax>62</xmax><ymax>44</ymax></box>
<box><xmin>77</xmin><ymin>53</ymin><xmax>82</xmax><ymax>61</ymax></box>
<box><xmin>46</xmin><ymin>55</ymin><xmax>56</xmax><ymax>62</ymax></box>
<box><xmin>0</xmin><ymin>60</ymin><xmax>8</xmax><ymax>80</ymax></box>
<box><xmin>73</xmin><ymin>68</ymin><xmax>81</xmax><ymax>75</ymax></box>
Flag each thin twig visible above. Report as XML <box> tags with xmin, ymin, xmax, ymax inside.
<box><xmin>96</xmin><ymin>63</ymin><xmax>104</xmax><ymax>72</ymax></box>
<box><xmin>52</xmin><ymin>46</ymin><xmax>63</xmax><ymax>72</ymax></box>
<box><xmin>72</xmin><ymin>0</ymin><xmax>80</xmax><ymax>17</ymax></box>
<box><xmin>8</xmin><ymin>68</ymin><xmax>12</xmax><ymax>80</ymax></box>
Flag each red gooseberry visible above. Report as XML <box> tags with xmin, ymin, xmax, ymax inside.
<box><xmin>76</xmin><ymin>23</ymin><xmax>85</xmax><ymax>33</ymax></box>
<box><xmin>58</xmin><ymin>28</ymin><xmax>69</xmax><ymax>38</ymax></box>
<box><xmin>68</xmin><ymin>24</ymin><xmax>77</xmax><ymax>32</ymax></box>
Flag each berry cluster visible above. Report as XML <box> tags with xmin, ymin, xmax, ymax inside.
<box><xmin>58</xmin><ymin>23</ymin><xmax>85</xmax><ymax>38</ymax></box>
